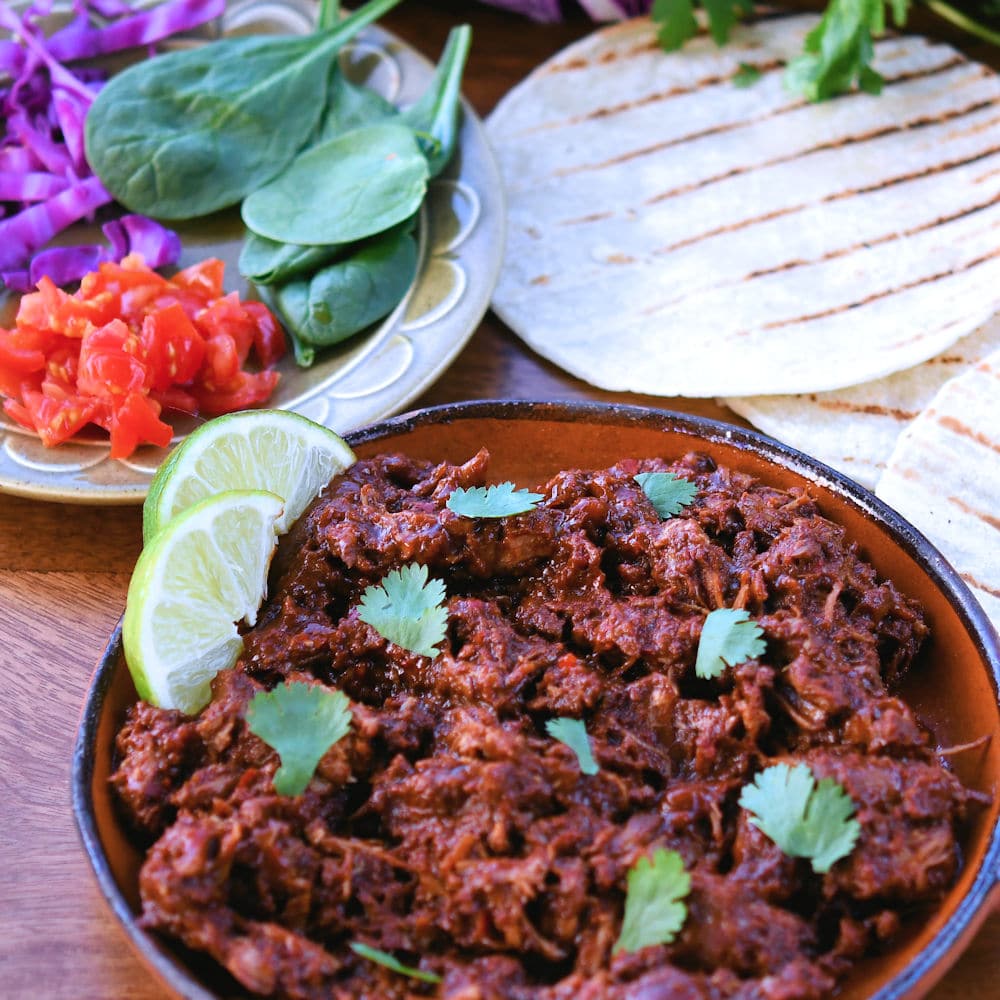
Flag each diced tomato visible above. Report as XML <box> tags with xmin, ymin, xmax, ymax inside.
<box><xmin>19</xmin><ymin>276</ymin><xmax>118</xmax><ymax>336</ymax></box>
<box><xmin>19</xmin><ymin>388</ymin><xmax>102</xmax><ymax>447</ymax></box>
<box><xmin>195</xmin><ymin>295</ymin><xmax>286</xmax><ymax>369</ymax></box>
<box><xmin>173</xmin><ymin>258</ymin><xmax>225</xmax><ymax>298</ymax></box>
<box><xmin>244</xmin><ymin>301</ymin><xmax>286</xmax><ymax>368</ymax></box>
<box><xmin>196</xmin><ymin>292</ymin><xmax>255</xmax><ymax>363</ymax></box>
<box><xmin>0</xmin><ymin>367</ymin><xmax>42</xmax><ymax>401</ymax></box>
<box><xmin>3</xmin><ymin>397</ymin><xmax>35</xmax><ymax>431</ymax></box>
<box><xmin>151</xmin><ymin>386</ymin><xmax>199</xmax><ymax>415</ymax></box>
<box><xmin>0</xmin><ymin>256</ymin><xmax>282</xmax><ymax>458</ymax></box>
<box><xmin>108</xmin><ymin>391</ymin><xmax>173</xmax><ymax>459</ymax></box>
<box><xmin>92</xmin><ymin>254</ymin><xmax>171</xmax><ymax>293</ymax></box>
<box><xmin>201</xmin><ymin>332</ymin><xmax>241</xmax><ymax>390</ymax></box>
<box><xmin>141</xmin><ymin>302</ymin><xmax>206</xmax><ymax>391</ymax></box>
<box><xmin>88</xmin><ymin>256</ymin><xmax>170</xmax><ymax>319</ymax></box>
<box><xmin>78</xmin><ymin>320</ymin><xmax>147</xmax><ymax>399</ymax></box>
<box><xmin>193</xmin><ymin>369</ymin><xmax>280</xmax><ymax>416</ymax></box>
<box><xmin>0</xmin><ymin>329</ymin><xmax>46</xmax><ymax>374</ymax></box>
<box><xmin>44</xmin><ymin>343</ymin><xmax>80</xmax><ymax>390</ymax></box>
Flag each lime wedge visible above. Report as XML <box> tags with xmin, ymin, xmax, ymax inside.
<box><xmin>143</xmin><ymin>409</ymin><xmax>355</xmax><ymax>542</ymax></box>
<box><xmin>123</xmin><ymin>490</ymin><xmax>283</xmax><ymax>714</ymax></box>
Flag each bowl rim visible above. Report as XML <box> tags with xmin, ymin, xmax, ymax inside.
<box><xmin>72</xmin><ymin>398</ymin><xmax>1000</xmax><ymax>1000</ymax></box>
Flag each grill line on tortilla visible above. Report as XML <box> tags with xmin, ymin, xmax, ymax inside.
<box><xmin>487</xmin><ymin>13</ymin><xmax>1000</xmax><ymax>396</ymax></box>
<box><xmin>875</xmin><ymin>348</ymin><xmax>1000</xmax><ymax>631</ymax></box>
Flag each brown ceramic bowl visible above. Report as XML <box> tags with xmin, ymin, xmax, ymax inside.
<box><xmin>73</xmin><ymin>400</ymin><xmax>1000</xmax><ymax>1000</ymax></box>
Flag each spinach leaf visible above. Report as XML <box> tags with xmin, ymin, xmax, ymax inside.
<box><xmin>314</xmin><ymin>70</ymin><xmax>398</xmax><ymax>144</ymax></box>
<box><xmin>84</xmin><ymin>0</ymin><xmax>404</xmax><ymax>220</ymax></box>
<box><xmin>240</xmin><ymin>61</ymin><xmax>400</xmax><ymax>285</ymax></box>
<box><xmin>318</xmin><ymin>0</ymin><xmax>340</xmax><ymax>30</ymax></box>
<box><xmin>241</xmin><ymin>122</ymin><xmax>428</xmax><ymax>246</ymax></box>
<box><xmin>239</xmin><ymin>231</ymin><xmax>347</xmax><ymax>286</ymax></box>
<box><xmin>271</xmin><ymin>224</ymin><xmax>418</xmax><ymax>365</ymax></box>
<box><xmin>400</xmin><ymin>25</ymin><xmax>472</xmax><ymax>179</ymax></box>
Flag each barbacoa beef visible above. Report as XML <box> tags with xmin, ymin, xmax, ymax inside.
<box><xmin>112</xmin><ymin>451</ymin><xmax>974</xmax><ymax>999</ymax></box>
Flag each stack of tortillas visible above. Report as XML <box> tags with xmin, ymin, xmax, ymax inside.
<box><xmin>876</xmin><ymin>349</ymin><xmax>1000</xmax><ymax>625</ymax></box>
<box><xmin>486</xmin><ymin>11</ymin><xmax>1000</xmax><ymax>629</ymax></box>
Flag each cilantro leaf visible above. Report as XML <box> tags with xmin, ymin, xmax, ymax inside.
<box><xmin>246</xmin><ymin>682</ymin><xmax>352</xmax><ymax>797</ymax></box>
<box><xmin>446</xmin><ymin>482</ymin><xmax>544</xmax><ymax>519</ymax></box>
<box><xmin>350</xmin><ymin>942</ymin><xmax>442</xmax><ymax>984</ymax></box>
<box><xmin>733</xmin><ymin>62</ymin><xmax>763</xmax><ymax>88</ymax></box>
<box><xmin>784</xmin><ymin>0</ymin><xmax>909</xmax><ymax>102</ymax></box>
<box><xmin>695</xmin><ymin>607</ymin><xmax>766</xmax><ymax>679</ymax></box>
<box><xmin>651</xmin><ymin>0</ymin><xmax>698</xmax><ymax>51</ymax></box>
<box><xmin>739</xmin><ymin>762</ymin><xmax>861</xmax><ymax>873</ymax></box>
<box><xmin>614</xmin><ymin>848</ymin><xmax>691</xmax><ymax>953</ymax></box>
<box><xmin>652</xmin><ymin>0</ymin><xmax>754</xmax><ymax>51</ymax></box>
<box><xmin>703</xmin><ymin>0</ymin><xmax>755</xmax><ymax>45</ymax></box>
<box><xmin>546</xmin><ymin>717</ymin><xmax>599</xmax><ymax>775</ymax></box>
<box><xmin>358</xmin><ymin>563</ymin><xmax>447</xmax><ymax>658</ymax></box>
<box><xmin>634</xmin><ymin>472</ymin><xmax>698</xmax><ymax>519</ymax></box>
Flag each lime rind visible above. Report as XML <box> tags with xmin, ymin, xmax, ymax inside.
<box><xmin>143</xmin><ymin>409</ymin><xmax>355</xmax><ymax>542</ymax></box>
<box><xmin>124</xmin><ymin>489</ymin><xmax>284</xmax><ymax>714</ymax></box>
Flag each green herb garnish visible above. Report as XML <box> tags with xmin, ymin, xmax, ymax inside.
<box><xmin>651</xmin><ymin>0</ymin><xmax>754</xmax><ymax>51</ymax></box>
<box><xmin>651</xmin><ymin>0</ymin><xmax>1000</xmax><ymax>103</ymax></box>
<box><xmin>447</xmin><ymin>482</ymin><xmax>544</xmax><ymax>519</ymax></box>
<box><xmin>733</xmin><ymin>62</ymin><xmax>764</xmax><ymax>88</ymax></box>
<box><xmin>614</xmin><ymin>848</ymin><xmax>691</xmax><ymax>953</ymax></box>
<box><xmin>350</xmin><ymin>942</ymin><xmax>442</xmax><ymax>984</ymax></box>
<box><xmin>739</xmin><ymin>762</ymin><xmax>861</xmax><ymax>873</ymax></box>
<box><xmin>634</xmin><ymin>472</ymin><xmax>697</xmax><ymax>519</ymax></box>
<box><xmin>246</xmin><ymin>682</ymin><xmax>352</xmax><ymax>796</ymax></box>
<box><xmin>546</xmin><ymin>717</ymin><xmax>599</xmax><ymax>775</ymax></box>
<box><xmin>695</xmin><ymin>607</ymin><xmax>766</xmax><ymax>679</ymax></box>
<box><xmin>783</xmin><ymin>0</ymin><xmax>903</xmax><ymax>102</ymax></box>
<box><xmin>357</xmin><ymin>563</ymin><xmax>448</xmax><ymax>658</ymax></box>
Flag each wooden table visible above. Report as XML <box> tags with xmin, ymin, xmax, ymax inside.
<box><xmin>1</xmin><ymin>2</ymin><xmax>997</xmax><ymax>996</ymax></box>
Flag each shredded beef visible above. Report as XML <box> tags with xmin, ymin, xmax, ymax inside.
<box><xmin>112</xmin><ymin>450</ymin><xmax>974</xmax><ymax>999</ymax></box>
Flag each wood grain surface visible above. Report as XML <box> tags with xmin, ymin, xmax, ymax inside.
<box><xmin>1</xmin><ymin>2</ymin><xmax>997</xmax><ymax>997</ymax></box>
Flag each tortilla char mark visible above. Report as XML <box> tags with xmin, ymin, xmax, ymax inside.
<box><xmin>760</xmin><ymin>246</ymin><xmax>1000</xmax><ymax>332</ymax></box>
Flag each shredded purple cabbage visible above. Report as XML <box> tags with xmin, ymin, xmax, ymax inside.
<box><xmin>18</xmin><ymin>215</ymin><xmax>182</xmax><ymax>291</ymax></box>
<box><xmin>0</xmin><ymin>170</ymin><xmax>70</xmax><ymax>201</ymax></box>
<box><xmin>0</xmin><ymin>174</ymin><xmax>111</xmax><ymax>274</ymax></box>
<box><xmin>578</xmin><ymin>0</ymin><xmax>653</xmax><ymax>16</ymax></box>
<box><xmin>46</xmin><ymin>0</ymin><xmax>224</xmax><ymax>63</ymax></box>
<box><xmin>112</xmin><ymin>213</ymin><xmax>182</xmax><ymax>268</ymax></box>
<box><xmin>0</xmin><ymin>1</ymin><xmax>222</xmax><ymax>292</ymax></box>
<box><xmin>480</xmin><ymin>0</ymin><xmax>652</xmax><ymax>20</ymax></box>
<box><xmin>480</xmin><ymin>0</ymin><xmax>563</xmax><ymax>21</ymax></box>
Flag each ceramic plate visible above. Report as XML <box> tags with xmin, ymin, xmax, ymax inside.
<box><xmin>0</xmin><ymin>0</ymin><xmax>505</xmax><ymax>504</ymax></box>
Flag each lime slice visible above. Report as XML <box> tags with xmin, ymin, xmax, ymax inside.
<box><xmin>143</xmin><ymin>409</ymin><xmax>355</xmax><ymax>542</ymax></box>
<box><xmin>123</xmin><ymin>490</ymin><xmax>283</xmax><ymax>714</ymax></box>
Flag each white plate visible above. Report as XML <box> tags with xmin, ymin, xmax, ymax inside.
<box><xmin>0</xmin><ymin>0</ymin><xmax>505</xmax><ymax>503</ymax></box>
